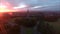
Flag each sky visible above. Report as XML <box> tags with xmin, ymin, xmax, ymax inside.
<box><xmin>6</xmin><ymin>0</ymin><xmax>60</xmax><ymax>7</ymax></box>
<box><xmin>0</xmin><ymin>0</ymin><xmax>60</xmax><ymax>11</ymax></box>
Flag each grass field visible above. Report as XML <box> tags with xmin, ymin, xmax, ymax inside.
<box><xmin>25</xmin><ymin>18</ymin><xmax>60</xmax><ymax>34</ymax></box>
<box><xmin>45</xmin><ymin>19</ymin><xmax>60</xmax><ymax>34</ymax></box>
<box><xmin>9</xmin><ymin>17</ymin><xmax>60</xmax><ymax>34</ymax></box>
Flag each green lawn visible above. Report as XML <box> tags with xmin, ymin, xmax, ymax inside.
<box><xmin>25</xmin><ymin>28</ymin><xmax>33</xmax><ymax>34</ymax></box>
<box><xmin>25</xmin><ymin>19</ymin><xmax>60</xmax><ymax>34</ymax></box>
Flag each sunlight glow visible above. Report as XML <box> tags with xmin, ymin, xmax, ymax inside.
<box><xmin>0</xmin><ymin>5</ymin><xmax>15</xmax><ymax>12</ymax></box>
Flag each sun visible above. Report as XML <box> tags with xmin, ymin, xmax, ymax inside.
<box><xmin>0</xmin><ymin>5</ymin><xmax>10</xmax><ymax>12</ymax></box>
<box><xmin>0</xmin><ymin>5</ymin><xmax>7</xmax><ymax>12</ymax></box>
<box><xmin>0</xmin><ymin>5</ymin><xmax>15</xmax><ymax>12</ymax></box>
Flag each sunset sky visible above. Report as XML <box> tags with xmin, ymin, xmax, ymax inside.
<box><xmin>6</xmin><ymin>0</ymin><xmax>60</xmax><ymax>6</ymax></box>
